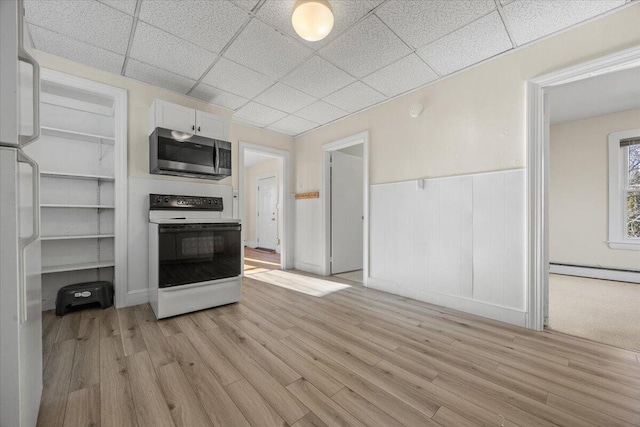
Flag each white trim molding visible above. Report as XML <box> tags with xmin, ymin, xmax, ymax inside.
<box><xmin>550</xmin><ymin>264</ymin><xmax>640</xmax><ymax>284</ymax></box>
<box><xmin>321</xmin><ymin>131</ymin><xmax>370</xmax><ymax>284</ymax></box>
<box><xmin>526</xmin><ymin>45</ymin><xmax>640</xmax><ymax>331</ymax></box>
<box><xmin>608</xmin><ymin>128</ymin><xmax>640</xmax><ymax>250</ymax></box>
<box><xmin>238</xmin><ymin>142</ymin><xmax>292</xmax><ymax>270</ymax></box>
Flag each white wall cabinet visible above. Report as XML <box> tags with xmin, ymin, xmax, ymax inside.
<box><xmin>149</xmin><ymin>99</ymin><xmax>228</xmax><ymax>140</ymax></box>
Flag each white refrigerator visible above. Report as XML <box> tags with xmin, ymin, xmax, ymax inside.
<box><xmin>0</xmin><ymin>1</ymin><xmax>43</xmax><ymax>426</ymax></box>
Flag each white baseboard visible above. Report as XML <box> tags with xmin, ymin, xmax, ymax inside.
<box><xmin>124</xmin><ymin>289</ymin><xmax>149</xmax><ymax>307</ymax></box>
<box><xmin>294</xmin><ymin>260</ymin><xmax>325</xmax><ymax>276</ymax></box>
<box><xmin>550</xmin><ymin>264</ymin><xmax>640</xmax><ymax>284</ymax></box>
<box><xmin>366</xmin><ymin>277</ymin><xmax>527</xmax><ymax>327</ymax></box>
<box><xmin>42</xmin><ymin>298</ymin><xmax>56</xmax><ymax>312</ymax></box>
<box><xmin>245</xmin><ymin>241</ymin><xmax>258</xmax><ymax>248</ymax></box>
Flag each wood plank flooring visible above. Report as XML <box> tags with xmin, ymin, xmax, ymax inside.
<box><xmin>38</xmin><ymin>273</ymin><xmax>640</xmax><ymax>427</ymax></box>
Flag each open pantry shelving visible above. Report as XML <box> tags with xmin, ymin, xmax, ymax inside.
<box><xmin>23</xmin><ymin>70</ymin><xmax>127</xmax><ymax>310</ymax></box>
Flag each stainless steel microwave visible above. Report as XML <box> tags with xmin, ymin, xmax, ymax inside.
<box><xmin>149</xmin><ymin>127</ymin><xmax>232</xmax><ymax>180</ymax></box>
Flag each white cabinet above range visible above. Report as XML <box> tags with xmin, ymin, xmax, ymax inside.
<box><xmin>148</xmin><ymin>99</ymin><xmax>228</xmax><ymax>140</ymax></box>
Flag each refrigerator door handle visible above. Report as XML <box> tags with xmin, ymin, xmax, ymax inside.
<box><xmin>17</xmin><ymin>151</ymin><xmax>40</xmax><ymax>248</ymax></box>
<box><xmin>17</xmin><ymin>0</ymin><xmax>40</xmax><ymax>147</ymax></box>
<box><xmin>17</xmin><ymin>151</ymin><xmax>40</xmax><ymax>323</ymax></box>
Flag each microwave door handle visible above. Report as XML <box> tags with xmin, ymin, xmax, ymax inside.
<box><xmin>215</xmin><ymin>142</ymin><xmax>220</xmax><ymax>174</ymax></box>
<box><xmin>17</xmin><ymin>151</ymin><xmax>40</xmax><ymax>323</ymax></box>
<box><xmin>17</xmin><ymin>0</ymin><xmax>40</xmax><ymax>148</ymax></box>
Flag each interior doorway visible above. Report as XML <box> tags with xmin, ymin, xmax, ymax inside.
<box><xmin>527</xmin><ymin>45</ymin><xmax>640</xmax><ymax>351</ymax></box>
<box><xmin>239</xmin><ymin>143</ymin><xmax>292</xmax><ymax>275</ymax></box>
<box><xmin>322</xmin><ymin>132</ymin><xmax>369</xmax><ymax>285</ymax></box>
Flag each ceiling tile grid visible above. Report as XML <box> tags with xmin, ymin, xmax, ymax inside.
<box><xmin>362</xmin><ymin>54</ymin><xmax>439</xmax><ymax>98</ymax></box>
<box><xmin>319</xmin><ymin>14</ymin><xmax>411</xmax><ymax>78</ymax></box>
<box><xmin>29</xmin><ymin>25</ymin><xmax>125</xmax><ymax>74</ymax></box>
<box><xmin>294</xmin><ymin>101</ymin><xmax>349</xmax><ymax>125</ymax></box>
<box><xmin>503</xmin><ymin>0</ymin><xmax>627</xmax><ymax>46</ymax></box>
<box><xmin>189</xmin><ymin>84</ymin><xmax>250</xmax><ymax>110</ymax></box>
<box><xmin>24</xmin><ymin>0</ymin><xmax>631</xmax><ymax>136</ymax></box>
<box><xmin>323</xmin><ymin>81</ymin><xmax>386</xmax><ymax>113</ymax></box>
<box><xmin>223</xmin><ymin>18</ymin><xmax>314</xmax><ymax>79</ymax></box>
<box><xmin>138</xmin><ymin>0</ymin><xmax>250</xmax><ymax>53</ymax></box>
<box><xmin>125</xmin><ymin>59</ymin><xmax>196</xmax><ymax>94</ymax></box>
<box><xmin>267</xmin><ymin>115</ymin><xmax>319</xmax><ymax>135</ymax></box>
<box><xmin>201</xmin><ymin>58</ymin><xmax>275</xmax><ymax>99</ymax></box>
<box><xmin>25</xmin><ymin>0</ymin><xmax>133</xmax><ymax>54</ymax></box>
<box><xmin>375</xmin><ymin>0</ymin><xmax>496</xmax><ymax>49</ymax></box>
<box><xmin>417</xmin><ymin>11</ymin><xmax>513</xmax><ymax>76</ymax></box>
<box><xmin>282</xmin><ymin>55</ymin><xmax>356</xmax><ymax>98</ymax></box>
<box><xmin>129</xmin><ymin>22</ymin><xmax>218</xmax><ymax>80</ymax></box>
<box><xmin>233</xmin><ymin>101</ymin><xmax>289</xmax><ymax>127</ymax></box>
<box><xmin>254</xmin><ymin>83</ymin><xmax>317</xmax><ymax>114</ymax></box>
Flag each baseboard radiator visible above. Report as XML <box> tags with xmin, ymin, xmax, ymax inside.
<box><xmin>550</xmin><ymin>263</ymin><xmax>640</xmax><ymax>284</ymax></box>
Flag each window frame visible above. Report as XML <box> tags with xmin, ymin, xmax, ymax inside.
<box><xmin>608</xmin><ymin>128</ymin><xmax>640</xmax><ymax>250</ymax></box>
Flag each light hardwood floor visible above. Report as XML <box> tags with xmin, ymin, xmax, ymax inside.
<box><xmin>39</xmin><ymin>271</ymin><xmax>640</xmax><ymax>427</ymax></box>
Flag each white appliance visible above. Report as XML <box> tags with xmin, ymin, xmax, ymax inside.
<box><xmin>148</xmin><ymin>194</ymin><xmax>242</xmax><ymax>319</ymax></box>
<box><xmin>0</xmin><ymin>1</ymin><xmax>43</xmax><ymax>426</ymax></box>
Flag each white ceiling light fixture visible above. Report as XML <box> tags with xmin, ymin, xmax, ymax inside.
<box><xmin>292</xmin><ymin>0</ymin><xmax>334</xmax><ymax>42</ymax></box>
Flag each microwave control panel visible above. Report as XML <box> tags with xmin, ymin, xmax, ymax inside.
<box><xmin>150</xmin><ymin>194</ymin><xmax>223</xmax><ymax>211</ymax></box>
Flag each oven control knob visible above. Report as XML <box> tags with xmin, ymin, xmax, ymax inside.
<box><xmin>208</xmin><ymin>199</ymin><xmax>212</xmax><ymax>204</ymax></box>
<box><xmin>164</xmin><ymin>197</ymin><xmax>169</xmax><ymax>203</ymax></box>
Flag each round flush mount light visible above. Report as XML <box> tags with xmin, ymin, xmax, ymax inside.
<box><xmin>171</xmin><ymin>130</ymin><xmax>193</xmax><ymax>141</ymax></box>
<box><xmin>292</xmin><ymin>0</ymin><xmax>334</xmax><ymax>42</ymax></box>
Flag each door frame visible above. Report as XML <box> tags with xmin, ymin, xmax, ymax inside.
<box><xmin>526</xmin><ymin>45</ymin><xmax>640</xmax><ymax>330</ymax></box>
<box><xmin>239</xmin><ymin>142</ymin><xmax>292</xmax><ymax>270</ymax></box>
<box><xmin>256</xmin><ymin>171</ymin><xmax>279</xmax><ymax>252</ymax></box>
<box><xmin>321</xmin><ymin>131</ymin><xmax>369</xmax><ymax>282</ymax></box>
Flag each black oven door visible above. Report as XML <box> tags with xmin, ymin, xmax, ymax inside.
<box><xmin>158</xmin><ymin>223</ymin><xmax>241</xmax><ymax>288</ymax></box>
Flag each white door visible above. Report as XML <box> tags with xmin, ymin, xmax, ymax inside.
<box><xmin>154</xmin><ymin>100</ymin><xmax>195</xmax><ymax>134</ymax></box>
<box><xmin>196</xmin><ymin>110</ymin><xmax>227</xmax><ymax>140</ymax></box>
<box><xmin>331</xmin><ymin>151</ymin><xmax>363</xmax><ymax>274</ymax></box>
<box><xmin>257</xmin><ymin>176</ymin><xmax>278</xmax><ymax>250</ymax></box>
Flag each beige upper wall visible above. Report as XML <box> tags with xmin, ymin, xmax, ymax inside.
<box><xmin>549</xmin><ymin>108</ymin><xmax>640</xmax><ymax>271</ymax></box>
<box><xmin>293</xmin><ymin>4</ymin><xmax>640</xmax><ymax>191</ymax></box>
<box><xmin>31</xmin><ymin>50</ymin><xmax>294</xmax><ymax>189</ymax></box>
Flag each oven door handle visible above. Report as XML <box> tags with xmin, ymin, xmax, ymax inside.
<box><xmin>159</xmin><ymin>225</ymin><xmax>241</xmax><ymax>232</ymax></box>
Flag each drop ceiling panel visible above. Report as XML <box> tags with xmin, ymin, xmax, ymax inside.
<box><xmin>201</xmin><ymin>58</ymin><xmax>275</xmax><ymax>99</ymax></box>
<box><xmin>256</xmin><ymin>0</ymin><xmax>385</xmax><ymax>50</ymax></box>
<box><xmin>139</xmin><ymin>0</ymin><xmax>249</xmax><ymax>53</ymax></box>
<box><xmin>125</xmin><ymin>59</ymin><xmax>196</xmax><ymax>94</ymax></box>
<box><xmin>29</xmin><ymin>25</ymin><xmax>125</xmax><ymax>74</ymax></box>
<box><xmin>24</xmin><ymin>0</ymin><xmax>133</xmax><ymax>54</ymax></box>
<box><xmin>231</xmin><ymin>0</ymin><xmax>261</xmax><ymax>11</ymax></box>
<box><xmin>363</xmin><ymin>54</ymin><xmax>438</xmax><ymax>97</ymax></box>
<box><xmin>254</xmin><ymin>83</ymin><xmax>316</xmax><ymax>114</ymax></box>
<box><xmin>190</xmin><ymin>84</ymin><xmax>249</xmax><ymax>110</ymax></box>
<box><xmin>233</xmin><ymin>102</ymin><xmax>288</xmax><ymax>126</ymax></box>
<box><xmin>320</xmin><ymin>14</ymin><xmax>411</xmax><ymax>78</ymax></box>
<box><xmin>282</xmin><ymin>55</ymin><xmax>356</xmax><ymax>98</ymax></box>
<box><xmin>375</xmin><ymin>0</ymin><xmax>496</xmax><ymax>49</ymax></box>
<box><xmin>417</xmin><ymin>12</ymin><xmax>512</xmax><ymax>75</ymax></box>
<box><xmin>503</xmin><ymin>0</ymin><xmax>625</xmax><ymax>46</ymax></box>
<box><xmin>129</xmin><ymin>22</ymin><xmax>218</xmax><ymax>80</ymax></box>
<box><xmin>294</xmin><ymin>101</ymin><xmax>348</xmax><ymax>125</ymax></box>
<box><xmin>98</xmin><ymin>0</ymin><xmax>137</xmax><ymax>15</ymax></box>
<box><xmin>224</xmin><ymin>19</ymin><xmax>313</xmax><ymax>79</ymax></box>
<box><xmin>323</xmin><ymin>81</ymin><xmax>385</xmax><ymax>113</ymax></box>
<box><xmin>267</xmin><ymin>115</ymin><xmax>318</xmax><ymax>135</ymax></box>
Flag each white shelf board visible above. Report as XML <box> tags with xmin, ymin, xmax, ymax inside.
<box><xmin>41</xmin><ymin>204</ymin><xmax>115</xmax><ymax>209</ymax></box>
<box><xmin>41</xmin><ymin>126</ymin><xmax>115</xmax><ymax>144</ymax></box>
<box><xmin>42</xmin><ymin>261</ymin><xmax>115</xmax><ymax>274</ymax></box>
<box><xmin>41</xmin><ymin>171</ymin><xmax>115</xmax><ymax>181</ymax></box>
<box><xmin>41</xmin><ymin>234</ymin><xmax>115</xmax><ymax>241</ymax></box>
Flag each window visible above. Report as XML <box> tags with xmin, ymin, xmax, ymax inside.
<box><xmin>608</xmin><ymin>129</ymin><xmax>640</xmax><ymax>249</ymax></box>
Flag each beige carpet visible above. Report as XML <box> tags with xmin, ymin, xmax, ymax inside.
<box><xmin>549</xmin><ymin>274</ymin><xmax>640</xmax><ymax>352</ymax></box>
<box><xmin>333</xmin><ymin>270</ymin><xmax>363</xmax><ymax>284</ymax></box>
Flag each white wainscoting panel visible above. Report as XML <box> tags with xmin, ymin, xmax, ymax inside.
<box><xmin>294</xmin><ymin>197</ymin><xmax>324</xmax><ymax>274</ymax></box>
<box><xmin>369</xmin><ymin>169</ymin><xmax>526</xmax><ymax>326</ymax></box>
<box><xmin>126</xmin><ymin>176</ymin><xmax>233</xmax><ymax>307</ymax></box>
